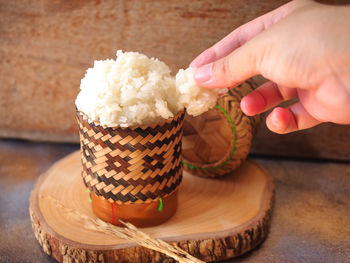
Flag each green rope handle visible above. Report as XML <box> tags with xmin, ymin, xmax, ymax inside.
<box><xmin>183</xmin><ymin>105</ymin><xmax>237</xmax><ymax>171</ymax></box>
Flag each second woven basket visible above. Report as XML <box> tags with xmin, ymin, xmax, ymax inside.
<box><xmin>182</xmin><ymin>79</ymin><xmax>260</xmax><ymax>178</ymax></box>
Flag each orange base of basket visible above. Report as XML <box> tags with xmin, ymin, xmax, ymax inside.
<box><xmin>91</xmin><ymin>190</ymin><xmax>178</xmax><ymax>228</ymax></box>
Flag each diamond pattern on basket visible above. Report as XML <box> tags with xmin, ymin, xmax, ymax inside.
<box><xmin>77</xmin><ymin>110</ymin><xmax>185</xmax><ymax>204</ymax></box>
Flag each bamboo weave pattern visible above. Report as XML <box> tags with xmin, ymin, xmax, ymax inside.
<box><xmin>77</xmin><ymin>111</ymin><xmax>185</xmax><ymax>204</ymax></box>
<box><xmin>182</xmin><ymin>79</ymin><xmax>260</xmax><ymax>177</ymax></box>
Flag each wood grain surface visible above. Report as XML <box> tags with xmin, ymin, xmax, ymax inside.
<box><xmin>1</xmin><ymin>0</ymin><xmax>350</xmax><ymax>160</ymax></box>
<box><xmin>29</xmin><ymin>151</ymin><xmax>274</xmax><ymax>262</ymax></box>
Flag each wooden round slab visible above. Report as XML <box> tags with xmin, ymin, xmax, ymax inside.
<box><xmin>30</xmin><ymin>151</ymin><xmax>274</xmax><ymax>263</ymax></box>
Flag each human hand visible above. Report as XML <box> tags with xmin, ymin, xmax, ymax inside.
<box><xmin>190</xmin><ymin>0</ymin><xmax>350</xmax><ymax>134</ymax></box>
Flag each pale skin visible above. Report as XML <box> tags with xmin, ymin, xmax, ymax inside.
<box><xmin>190</xmin><ymin>0</ymin><xmax>350</xmax><ymax>134</ymax></box>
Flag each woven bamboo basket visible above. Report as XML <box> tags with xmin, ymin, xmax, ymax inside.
<box><xmin>76</xmin><ymin>110</ymin><xmax>185</xmax><ymax>227</ymax></box>
<box><xmin>182</xmin><ymin>79</ymin><xmax>260</xmax><ymax>178</ymax></box>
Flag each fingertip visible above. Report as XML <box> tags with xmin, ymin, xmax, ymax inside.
<box><xmin>266</xmin><ymin>107</ymin><xmax>296</xmax><ymax>134</ymax></box>
<box><xmin>240</xmin><ymin>91</ymin><xmax>267</xmax><ymax>116</ymax></box>
<box><xmin>189</xmin><ymin>60</ymin><xmax>200</xmax><ymax>68</ymax></box>
<box><xmin>190</xmin><ymin>49</ymin><xmax>216</xmax><ymax>68</ymax></box>
<box><xmin>193</xmin><ymin>63</ymin><xmax>213</xmax><ymax>85</ymax></box>
<box><xmin>190</xmin><ymin>59</ymin><xmax>202</xmax><ymax>68</ymax></box>
<box><xmin>240</xmin><ymin>97</ymin><xmax>251</xmax><ymax>115</ymax></box>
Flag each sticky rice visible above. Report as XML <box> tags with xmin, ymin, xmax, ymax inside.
<box><xmin>76</xmin><ymin>50</ymin><xmax>226</xmax><ymax>127</ymax></box>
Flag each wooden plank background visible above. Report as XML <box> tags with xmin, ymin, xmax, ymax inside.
<box><xmin>1</xmin><ymin>0</ymin><xmax>349</xmax><ymax>160</ymax></box>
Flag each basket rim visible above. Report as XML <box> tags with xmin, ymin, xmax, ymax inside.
<box><xmin>76</xmin><ymin>108</ymin><xmax>185</xmax><ymax>130</ymax></box>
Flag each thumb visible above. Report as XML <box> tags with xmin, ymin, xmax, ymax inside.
<box><xmin>193</xmin><ymin>40</ymin><xmax>261</xmax><ymax>89</ymax></box>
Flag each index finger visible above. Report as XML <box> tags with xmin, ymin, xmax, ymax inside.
<box><xmin>190</xmin><ymin>0</ymin><xmax>307</xmax><ymax>68</ymax></box>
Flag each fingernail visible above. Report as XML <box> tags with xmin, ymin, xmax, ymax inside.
<box><xmin>268</xmin><ymin>108</ymin><xmax>288</xmax><ymax>134</ymax></box>
<box><xmin>189</xmin><ymin>60</ymin><xmax>198</xmax><ymax>68</ymax></box>
<box><xmin>270</xmin><ymin>112</ymin><xmax>282</xmax><ymax>129</ymax></box>
<box><xmin>194</xmin><ymin>63</ymin><xmax>212</xmax><ymax>83</ymax></box>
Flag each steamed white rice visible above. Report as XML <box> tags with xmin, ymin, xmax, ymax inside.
<box><xmin>76</xmin><ymin>50</ymin><xmax>226</xmax><ymax>127</ymax></box>
<box><xmin>176</xmin><ymin>67</ymin><xmax>227</xmax><ymax>116</ymax></box>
